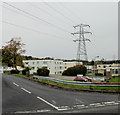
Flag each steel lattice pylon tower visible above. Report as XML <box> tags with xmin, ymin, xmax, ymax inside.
<box><xmin>71</xmin><ymin>24</ymin><xmax>92</xmax><ymax>64</ymax></box>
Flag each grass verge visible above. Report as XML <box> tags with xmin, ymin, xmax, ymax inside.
<box><xmin>38</xmin><ymin>79</ymin><xmax>119</xmax><ymax>91</ymax></box>
<box><xmin>13</xmin><ymin>74</ymin><xmax>119</xmax><ymax>92</ymax></box>
<box><xmin>13</xmin><ymin>74</ymin><xmax>27</xmax><ymax>78</ymax></box>
<box><xmin>108</xmin><ymin>77</ymin><xmax>120</xmax><ymax>83</ymax></box>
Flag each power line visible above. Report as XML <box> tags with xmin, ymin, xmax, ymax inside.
<box><xmin>42</xmin><ymin>1</ymin><xmax>76</xmax><ymax>24</ymax></box>
<box><xmin>25</xmin><ymin>2</ymin><xmax>72</xmax><ymax>27</ymax></box>
<box><xmin>2</xmin><ymin>5</ymin><xmax>70</xmax><ymax>36</ymax></box>
<box><xmin>58</xmin><ymin>2</ymin><xmax>82</xmax><ymax>23</ymax></box>
<box><xmin>2</xmin><ymin>5</ymin><xmax>34</xmax><ymax>20</ymax></box>
<box><xmin>1</xmin><ymin>20</ymin><xmax>70</xmax><ymax>41</ymax></box>
<box><xmin>3</xmin><ymin>2</ymin><xmax>71</xmax><ymax>33</ymax></box>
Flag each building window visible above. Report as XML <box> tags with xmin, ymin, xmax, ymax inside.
<box><xmin>104</xmin><ymin>66</ymin><xmax>106</xmax><ymax>68</ymax></box>
<box><xmin>119</xmin><ymin>69</ymin><xmax>120</xmax><ymax>74</ymax></box>
<box><xmin>115</xmin><ymin>69</ymin><xmax>118</xmax><ymax>74</ymax></box>
<box><xmin>112</xmin><ymin>69</ymin><xmax>114</xmax><ymax>74</ymax></box>
<box><xmin>43</xmin><ymin>61</ymin><xmax>47</xmax><ymax>64</ymax></box>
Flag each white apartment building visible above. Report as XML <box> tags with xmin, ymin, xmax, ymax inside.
<box><xmin>23</xmin><ymin>60</ymin><xmax>82</xmax><ymax>75</ymax></box>
<box><xmin>23</xmin><ymin>60</ymin><xmax>64</xmax><ymax>75</ymax></box>
<box><xmin>0</xmin><ymin>66</ymin><xmax>23</xmax><ymax>74</ymax></box>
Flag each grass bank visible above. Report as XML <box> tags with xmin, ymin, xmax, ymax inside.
<box><xmin>12</xmin><ymin>74</ymin><xmax>120</xmax><ymax>92</ymax></box>
<box><xmin>108</xmin><ymin>77</ymin><xmax>120</xmax><ymax>83</ymax></box>
<box><xmin>13</xmin><ymin>74</ymin><xmax>27</xmax><ymax>78</ymax></box>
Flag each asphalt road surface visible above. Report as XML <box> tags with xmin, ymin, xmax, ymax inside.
<box><xmin>2</xmin><ymin>74</ymin><xmax>120</xmax><ymax>115</ymax></box>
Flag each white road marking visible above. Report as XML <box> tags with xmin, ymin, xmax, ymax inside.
<box><xmin>60</xmin><ymin>106</ymin><xmax>69</xmax><ymax>108</ymax></box>
<box><xmin>37</xmin><ymin>96</ymin><xmax>58</xmax><ymax>110</ymax></box>
<box><xmin>113</xmin><ymin>102</ymin><xmax>119</xmax><ymax>105</ymax></box>
<box><xmin>89</xmin><ymin>103</ymin><xmax>97</xmax><ymax>106</ymax></box>
<box><xmin>13</xmin><ymin>82</ymin><xmax>19</xmax><ymax>87</ymax></box>
<box><xmin>36</xmin><ymin>110</ymin><xmax>51</xmax><ymax>112</ymax></box>
<box><xmin>52</xmin><ymin>100</ymin><xmax>56</xmax><ymax>104</ymax></box>
<box><xmin>103</xmin><ymin>101</ymin><xmax>115</xmax><ymax>105</ymax></box>
<box><xmin>74</xmin><ymin>104</ymin><xmax>85</xmax><ymax>107</ymax></box>
<box><xmin>89</xmin><ymin>103</ymin><xmax>105</xmax><ymax>107</ymax></box>
<box><xmin>14</xmin><ymin>110</ymin><xmax>50</xmax><ymax>113</ymax></box>
<box><xmin>21</xmin><ymin>88</ymin><xmax>31</xmax><ymax>94</ymax></box>
<box><xmin>75</xmin><ymin>98</ymin><xmax>84</xmax><ymax>104</ymax></box>
<box><xmin>74</xmin><ymin>104</ymin><xmax>87</xmax><ymax>109</ymax></box>
<box><xmin>37</xmin><ymin>96</ymin><xmax>68</xmax><ymax>111</ymax></box>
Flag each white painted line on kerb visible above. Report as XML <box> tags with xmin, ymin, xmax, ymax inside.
<box><xmin>21</xmin><ymin>88</ymin><xmax>31</xmax><ymax>94</ymax></box>
<box><xmin>14</xmin><ymin>110</ymin><xmax>50</xmax><ymax>114</ymax></box>
<box><xmin>13</xmin><ymin>82</ymin><xmax>19</xmax><ymax>87</ymax></box>
<box><xmin>90</xmin><ymin>103</ymin><xmax>105</xmax><ymax>107</ymax></box>
<box><xmin>104</xmin><ymin>101</ymin><xmax>115</xmax><ymax>105</ymax></box>
<box><xmin>37</xmin><ymin>96</ymin><xmax>68</xmax><ymax>111</ymax></box>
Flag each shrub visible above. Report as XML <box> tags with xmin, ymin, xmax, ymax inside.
<box><xmin>22</xmin><ymin>69</ymin><xmax>26</xmax><ymax>75</ymax></box>
<box><xmin>95</xmin><ymin>73</ymin><xmax>103</xmax><ymax>76</ymax></box>
<box><xmin>62</xmin><ymin>65</ymin><xmax>87</xmax><ymax>76</ymax></box>
<box><xmin>37</xmin><ymin>67</ymin><xmax>50</xmax><ymax>76</ymax></box>
<box><xmin>22</xmin><ymin>67</ymin><xmax>30</xmax><ymax>76</ymax></box>
<box><xmin>11</xmin><ymin>69</ymin><xmax>20</xmax><ymax>74</ymax></box>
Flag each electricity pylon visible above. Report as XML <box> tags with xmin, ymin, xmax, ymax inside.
<box><xmin>71</xmin><ymin>24</ymin><xmax>92</xmax><ymax>65</ymax></box>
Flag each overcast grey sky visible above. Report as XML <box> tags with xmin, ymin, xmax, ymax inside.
<box><xmin>1</xmin><ymin>1</ymin><xmax>118</xmax><ymax>61</ymax></box>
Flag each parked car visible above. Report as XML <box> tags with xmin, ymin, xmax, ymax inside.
<box><xmin>74</xmin><ymin>76</ymin><xmax>88</xmax><ymax>82</ymax></box>
<box><xmin>83</xmin><ymin>76</ymin><xmax>93</xmax><ymax>82</ymax></box>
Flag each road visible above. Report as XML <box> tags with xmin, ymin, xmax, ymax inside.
<box><xmin>2</xmin><ymin>74</ymin><xmax>120</xmax><ymax>115</ymax></box>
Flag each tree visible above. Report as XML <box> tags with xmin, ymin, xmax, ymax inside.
<box><xmin>2</xmin><ymin>37</ymin><xmax>26</xmax><ymax>70</ymax></box>
<box><xmin>62</xmin><ymin>65</ymin><xmax>87</xmax><ymax>76</ymax></box>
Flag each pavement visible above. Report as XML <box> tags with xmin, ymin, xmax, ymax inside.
<box><xmin>49</xmin><ymin>75</ymin><xmax>76</xmax><ymax>80</ymax></box>
<box><xmin>2</xmin><ymin>74</ymin><xmax>120</xmax><ymax>114</ymax></box>
<box><xmin>49</xmin><ymin>74</ymin><xmax>105</xmax><ymax>82</ymax></box>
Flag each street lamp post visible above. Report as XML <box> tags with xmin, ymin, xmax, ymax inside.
<box><xmin>93</xmin><ymin>56</ymin><xmax>99</xmax><ymax>75</ymax></box>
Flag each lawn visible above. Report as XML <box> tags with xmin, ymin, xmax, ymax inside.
<box><xmin>108</xmin><ymin>77</ymin><xmax>120</xmax><ymax>83</ymax></box>
<box><xmin>86</xmin><ymin>74</ymin><xmax>103</xmax><ymax>77</ymax></box>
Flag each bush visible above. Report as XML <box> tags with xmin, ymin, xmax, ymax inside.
<box><xmin>22</xmin><ymin>69</ymin><xmax>26</xmax><ymax>75</ymax></box>
<box><xmin>62</xmin><ymin>65</ymin><xmax>87</xmax><ymax>76</ymax></box>
<box><xmin>22</xmin><ymin>67</ymin><xmax>30</xmax><ymax>76</ymax></box>
<box><xmin>11</xmin><ymin>69</ymin><xmax>20</xmax><ymax>74</ymax></box>
<box><xmin>37</xmin><ymin>67</ymin><xmax>50</xmax><ymax>76</ymax></box>
<box><xmin>95</xmin><ymin>73</ymin><xmax>103</xmax><ymax>76</ymax></box>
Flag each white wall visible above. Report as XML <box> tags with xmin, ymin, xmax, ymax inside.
<box><xmin>23</xmin><ymin>60</ymin><xmax>64</xmax><ymax>75</ymax></box>
<box><xmin>23</xmin><ymin>60</ymin><xmax>83</xmax><ymax>75</ymax></box>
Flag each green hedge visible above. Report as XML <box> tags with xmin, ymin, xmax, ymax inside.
<box><xmin>37</xmin><ymin>67</ymin><xmax>50</xmax><ymax>76</ymax></box>
<box><xmin>62</xmin><ymin>65</ymin><xmax>87</xmax><ymax>76</ymax></box>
